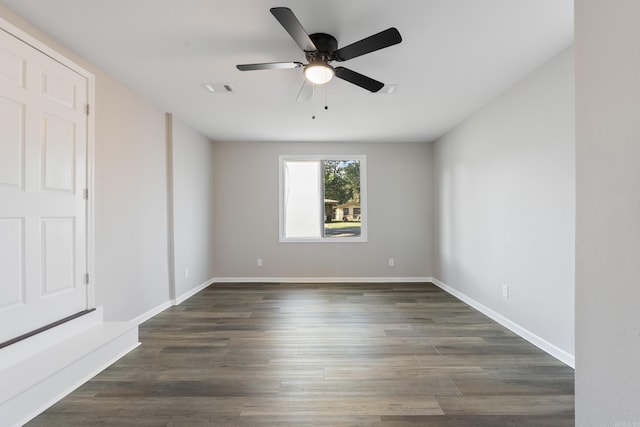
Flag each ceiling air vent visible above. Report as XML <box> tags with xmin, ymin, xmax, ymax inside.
<box><xmin>202</xmin><ymin>83</ymin><xmax>234</xmax><ymax>93</ymax></box>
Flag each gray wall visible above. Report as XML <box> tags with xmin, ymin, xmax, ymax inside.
<box><xmin>93</xmin><ymin>72</ymin><xmax>170</xmax><ymax>320</ymax></box>
<box><xmin>575</xmin><ymin>0</ymin><xmax>640</xmax><ymax>424</ymax></box>
<box><xmin>212</xmin><ymin>141</ymin><xmax>434</xmax><ymax>280</ymax></box>
<box><xmin>433</xmin><ymin>48</ymin><xmax>575</xmax><ymax>361</ymax></box>
<box><xmin>169</xmin><ymin>115</ymin><xmax>216</xmax><ymax>299</ymax></box>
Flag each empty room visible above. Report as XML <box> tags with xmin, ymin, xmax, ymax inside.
<box><xmin>0</xmin><ymin>1</ymin><xmax>639</xmax><ymax>426</ymax></box>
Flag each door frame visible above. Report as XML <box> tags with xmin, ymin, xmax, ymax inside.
<box><xmin>1</xmin><ymin>15</ymin><xmax>96</xmax><ymax>309</ymax></box>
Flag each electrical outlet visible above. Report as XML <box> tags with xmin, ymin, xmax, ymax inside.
<box><xmin>184</xmin><ymin>268</ymin><xmax>189</xmax><ymax>278</ymax></box>
<box><xmin>502</xmin><ymin>285</ymin><xmax>509</xmax><ymax>298</ymax></box>
<box><xmin>257</xmin><ymin>258</ymin><xmax>263</xmax><ymax>267</ymax></box>
<box><xmin>388</xmin><ymin>258</ymin><xmax>395</xmax><ymax>267</ymax></box>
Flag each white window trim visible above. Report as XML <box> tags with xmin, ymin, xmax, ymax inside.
<box><xmin>279</xmin><ymin>155</ymin><xmax>368</xmax><ymax>243</ymax></box>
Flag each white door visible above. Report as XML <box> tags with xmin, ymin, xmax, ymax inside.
<box><xmin>0</xmin><ymin>28</ymin><xmax>89</xmax><ymax>343</ymax></box>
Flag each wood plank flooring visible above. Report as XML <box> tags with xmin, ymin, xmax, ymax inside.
<box><xmin>27</xmin><ymin>282</ymin><xmax>574</xmax><ymax>426</ymax></box>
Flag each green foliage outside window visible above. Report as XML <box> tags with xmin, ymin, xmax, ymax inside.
<box><xmin>323</xmin><ymin>160</ymin><xmax>360</xmax><ymax>205</ymax></box>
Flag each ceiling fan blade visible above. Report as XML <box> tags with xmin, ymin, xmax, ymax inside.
<box><xmin>270</xmin><ymin>7</ymin><xmax>317</xmax><ymax>52</ymax></box>
<box><xmin>236</xmin><ymin>62</ymin><xmax>303</xmax><ymax>71</ymax></box>
<box><xmin>296</xmin><ymin>80</ymin><xmax>313</xmax><ymax>102</ymax></box>
<box><xmin>334</xmin><ymin>28</ymin><xmax>402</xmax><ymax>62</ymax></box>
<box><xmin>334</xmin><ymin>67</ymin><xmax>384</xmax><ymax>92</ymax></box>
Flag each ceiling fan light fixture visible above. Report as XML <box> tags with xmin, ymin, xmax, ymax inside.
<box><xmin>304</xmin><ymin>62</ymin><xmax>334</xmax><ymax>85</ymax></box>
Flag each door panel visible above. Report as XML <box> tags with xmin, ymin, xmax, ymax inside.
<box><xmin>42</xmin><ymin>114</ymin><xmax>76</xmax><ymax>192</ymax></box>
<box><xmin>0</xmin><ymin>96</ymin><xmax>24</xmax><ymax>188</ymax></box>
<box><xmin>0</xmin><ymin>28</ymin><xmax>89</xmax><ymax>343</ymax></box>
<box><xmin>42</xmin><ymin>217</ymin><xmax>75</xmax><ymax>295</ymax></box>
<box><xmin>0</xmin><ymin>43</ymin><xmax>25</xmax><ymax>86</ymax></box>
<box><xmin>0</xmin><ymin>218</ymin><xmax>24</xmax><ymax>308</ymax></box>
<box><xmin>43</xmin><ymin>69</ymin><xmax>77</xmax><ymax>108</ymax></box>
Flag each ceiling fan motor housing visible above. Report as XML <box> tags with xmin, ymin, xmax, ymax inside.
<box><xmin>306</xmin><ymin>33</ymin><xmax>338</xmax><ymax>63</ymax></box>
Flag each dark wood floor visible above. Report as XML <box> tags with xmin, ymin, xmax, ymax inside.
<box><xmin>28</xmin><ymin>282</ymin><xmax>574</xmax><ymax>426</ymax></box>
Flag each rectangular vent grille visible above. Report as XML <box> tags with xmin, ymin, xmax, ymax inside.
<box><xmin>203</xmin><ymin>83</ymin><xmax>233</xmax><ymax>93</ymax></box>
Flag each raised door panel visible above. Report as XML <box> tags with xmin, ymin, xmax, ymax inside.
<box><xmin>0</xmin><ymin>96</ymin><xmax>24</xmax><ymax>189</ymax></box>
<box><xmin>42</xmin><ymin>114</ymin><xmax>76</xmax><ymax>193</ymax></box>
<box><xmin>0</xmin><ymin>43</ymin><xmax>25</xmax><ymax>88</ymax></box>
<box><xmin>0</xmin><ymin>218</ymin><xmax>25</xmax><ymax>309</ymax></box>
<box><xmin>41</xmin><ymin>217</ymin><xmax>75</xmax><ymax>296</ymax></box>
<box><xmin>42</xmin><ymin>69</ymin><xmax>76</xmax><ymax>109</ymax></box>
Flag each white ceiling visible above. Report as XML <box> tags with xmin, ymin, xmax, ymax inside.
<box><xmin>1</xmin><ymin>0</ymin><xmax>574</xmax><ymax>143</ymax></box>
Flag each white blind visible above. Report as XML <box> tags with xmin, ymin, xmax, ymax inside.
<box><xmin>283</xmin><ymin>160</ymin><xmax>321</xmax><ymax>238</ymax></box>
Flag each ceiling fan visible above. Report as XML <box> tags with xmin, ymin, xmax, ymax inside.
<box><xmin>236</xmin><ymin>7</ymin><xmax>402</xmax><ymax>99</ymax></box>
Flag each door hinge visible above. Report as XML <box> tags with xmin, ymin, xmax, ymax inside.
<box><xmin>85</xmin><ymin>104</ymin><xmax>90</xmax><ymax>116</ymax></box>
<box><xmin>83</xmin><ymin>188</ymin><xmax>89</xmax><ymax>200</ymax></box>
<box><xmin>84</xmin><ymin>273</ymin><xmax>90</xmax><ymax>284</ymax></box>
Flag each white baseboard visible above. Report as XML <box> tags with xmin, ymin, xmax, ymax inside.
<box><xmin>130</xmin><ymin>300</ymin><xmax>173</xmax><ymax>326</ymax></box>
<box><xmin>173</xmin><ymin>277</ymin><xmax>214</xmax><ymax>305</ymax></box>
<box><xmin>429</xmin><ymin>277</ymin><xmax>575</xmax><ymax>368</ymax></box>
<box><xmin>130</xmin><ymin>278</ymin><xmax>215</xmax><ymax>326</ymax></box>
<box><xmin>212</xmin><ymin>276</ymin><xmax>431</xmax><ymax>284</ymax></box>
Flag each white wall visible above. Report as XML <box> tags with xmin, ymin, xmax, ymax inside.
<box><xmin>212</xmin><ymin>141</ymin><xmax>433</xmax><ymax>280</ymax></box>
<box><xmin>168</xmin><ymin>115</ymin><xmax>216</xmax><ymax>299</ymax></box>
<box><xmin>575</xmin><ymin>0</ymin><xmax>640</xmax><ymax>424</ymax></box>
<box><xmin>0</xmin><ymin>5</ymin><xmax>173</xmax><ymax>321</ymax></box>
<box><xmin>433</xmin><ymin>48</ymin><xmax>575</xmax><ymax>362</ymax></box>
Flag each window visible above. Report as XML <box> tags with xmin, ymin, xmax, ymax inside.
<box><xmin>280</xmin><ymin>155</ymin><xmax>367</xmax><ymax>242</ymax></box>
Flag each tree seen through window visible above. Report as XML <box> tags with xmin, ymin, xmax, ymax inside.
<box><xmin>323</xmin><ymin>160</ymin><xmax>361</xmax><ymax>238</ymax></box>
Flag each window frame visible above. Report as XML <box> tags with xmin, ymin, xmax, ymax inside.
<box><xmin>279</xmin><ymin>155</ymin><xmax>368</xmax><ymax>243</ymax></box>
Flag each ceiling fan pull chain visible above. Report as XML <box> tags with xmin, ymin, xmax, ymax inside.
<box><xmin>324</xmin><ymin>85</ymin><xmax>329</xmax><ymax>111</ymax></box>
<box><xmin>312</xmin><ymin>84</ymin><xmax>317</xmax><ymax>119</ymax></box>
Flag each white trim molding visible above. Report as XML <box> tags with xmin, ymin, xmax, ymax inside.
<box><xmin>129</xmin><ymin>301</ymin><xmax>173</xmax><ymax>326</ymax></box>
<box><xmin>429</xmin><ymin>277</ymin><xmax>575</xmax><ymax>368</ymax></box>
<box><xmin>173</xmin><ymin>278</ymin><xmax>215</xmax><ymax>305</ymax></box>
<box><xmin>130</xmin><ymin>278</ymin><xmax>215</xmax><ymax>325</ymax></box>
